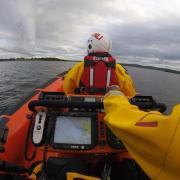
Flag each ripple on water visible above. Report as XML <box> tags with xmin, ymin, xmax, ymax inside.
<box><xmin>0</xmin><ymin>60</ymin><xmax>180</xmax><ymax>114</ymax></box>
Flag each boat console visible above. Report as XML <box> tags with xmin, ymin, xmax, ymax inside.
<box><xmin>29</xmin><ymin>92</ymin><xmax>166</xmax><ymax>154</ymax></box>
<box><xmin>31</xmin><ymin>92</ymin><xmax>124</xmax><ymax>152</ymax></box>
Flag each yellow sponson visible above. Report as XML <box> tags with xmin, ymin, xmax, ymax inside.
<box><xmin>66</xmin><ymin>172</ymin><xmax>101</xmax><ymax>180</ymax></box>
<box><xmin>63</xmin><ymin>61</ymin><xmax>136</xmax><ymax>98</ymax></box>
<box><xmin>103</xmin><ymin>94</ymin><xmax>180</xmax><ymax>180</ymax></box>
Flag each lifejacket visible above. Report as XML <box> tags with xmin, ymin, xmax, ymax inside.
<box><xmin>77</xmin><ymin>53</ymin><xmax>118</xmax><ymax>94</ymax></box>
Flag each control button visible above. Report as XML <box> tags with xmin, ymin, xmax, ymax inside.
<box><xmin>36</xmin><ymin>125</ymin><xmax>41</xmax><ymax>130</ymax></box>
<box><xmin>33</xmin><ymin>112</ymin><xmax>46</xmax><ymax>145</ymax></box>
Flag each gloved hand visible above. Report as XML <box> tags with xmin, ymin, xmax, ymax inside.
<box><xmin>105</xmin><ymin>85</ymin><xmax>125</xmax><ymax>97</ymax></box>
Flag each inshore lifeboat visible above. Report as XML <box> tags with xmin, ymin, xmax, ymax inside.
<box><xmin>0</xmin><ymin>72</ymin><xmax>166</xmax><ymax>180</ymax></box>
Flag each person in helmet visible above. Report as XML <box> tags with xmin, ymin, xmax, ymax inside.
<box><xmin>103</xmin><ymin>85</ymin><xmax>180</xmax><ymax>179</ymax></box>
<box><xmin>63</xmin><ymin>32</ymin><xmax>136</xmax><ymax>98</ymax></box>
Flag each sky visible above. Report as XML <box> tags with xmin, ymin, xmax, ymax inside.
<box><xmin>0</xmin><ymin>0</ymin><xmax>180</xmax><ymax>67</ymax></box>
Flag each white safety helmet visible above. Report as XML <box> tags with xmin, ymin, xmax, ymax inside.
<box><xmin>87</xmin><ymin>32</ymin><xmax>112</xmax><ymax>54</ymax></box>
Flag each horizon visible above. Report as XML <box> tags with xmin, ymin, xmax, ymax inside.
<box><xmin>1</xmin><ymin>56</ymin><xmax>180</xmax><ymax>72</ymax></box>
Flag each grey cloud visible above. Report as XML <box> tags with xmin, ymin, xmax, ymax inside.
<box><xmin>0</xmin><ymin>0</ymin><xmax>180</xmax><ymax>62</ymax></box>
<box><xmin>0</xmin><ymin>0</ymin><xmax>36</xmax><ymax>55</ymax></box>
<box><xmin>108</xmin><ymin>20</ymin><xmax>180</xmax><ymax>60</ymax></box>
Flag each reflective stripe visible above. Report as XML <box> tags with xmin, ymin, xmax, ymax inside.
<box><xmin>90</xmin><ymin>67</ymin><xmax>94</xmax><ymax>87</ymax></box>
<box><xmin>135</xmin><ymin>121</ymin><xmax>158</xmax><ymax>127</ymax></box>
<box><xmin>106</xmin><ymin>68</ymin><xmax>111</xmax><ymax>88</ymax></box>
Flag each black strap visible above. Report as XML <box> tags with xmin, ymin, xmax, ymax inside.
<box><xmin>106</xmin><ymin>61</ymin><xmax>115</xmax><ymax>68</ymax></box>
<box><xmin>88</xmin><ymin>52</ymin><xmax>112</xmax><ymax>57</ymax></box>
<box><xmin>84</xmin><ymin>59</ymin><xmax>115</xmax><ymax>68</ymax></box>
<box><xmin>84</xmin><ymin>60</ymin><xmax>94</xmax><ymax>67</ymax></box>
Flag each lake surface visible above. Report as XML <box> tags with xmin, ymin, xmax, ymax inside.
<box><xmin>0</xmin><ymin>61</ymin><xmax>180</xmax><ymax>114</ymax></box>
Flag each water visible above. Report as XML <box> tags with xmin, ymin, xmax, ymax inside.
<box><xmin>0</xmin><ymin>61</ymin><xmax>180</xmax><ymax>114</ymax></box>
<box><xmin>127</xmin><ymin>66</ymin><xmax>180</xmax><ymax>113</ymax></box>
<box><xmin>0</xmin><ymin>61</ymin><xmax>76</xmax><ymax>113</ymax></box>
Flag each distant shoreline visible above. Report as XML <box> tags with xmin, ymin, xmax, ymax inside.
<box><xmin>121</xmin><ymin>63</ymin><xmax>180</xmax><ymax>74</ymax></box>
<box><xmin>0</xmin><ymin>58</ymin><xmax>180</xmax><ymax>74</ymax></box>
<box><xmin>0</xmin><ymin>57</ymin><xmax>79</xmax><ymax>62</ymax></box>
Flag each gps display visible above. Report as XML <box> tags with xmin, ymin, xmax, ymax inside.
<box><xmin>53</xmin><ymin>116</ymin><xmax>91</xmax><ymax>145</ymax></box>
